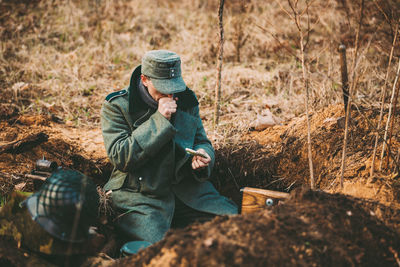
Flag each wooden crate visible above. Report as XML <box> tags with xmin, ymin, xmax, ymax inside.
<box><xmin>240</xmin><ymin>187</ymin><xmax>289</xmax><ymax>214</ymax></box>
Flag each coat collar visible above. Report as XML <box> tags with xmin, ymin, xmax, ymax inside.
<box><xmin>128</xmin><ymin>65</ymin><xmax>148</xmax><ymax>114</ymax></box>
<box><xmin>128</xmin><ymin>65</ymin><xmax>199</xmax><ymax>114</ymax></box>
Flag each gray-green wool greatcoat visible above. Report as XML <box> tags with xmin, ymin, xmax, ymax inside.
<box><xmin>101</xmin><ymin>66</ymin><xmax>237</xmax><ymax>244</ymax></box>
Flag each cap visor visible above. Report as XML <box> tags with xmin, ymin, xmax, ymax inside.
<box><xmin>151</xmin><ymin>75</ymin><xmax>187</xmax><ymax>95</ymax></box>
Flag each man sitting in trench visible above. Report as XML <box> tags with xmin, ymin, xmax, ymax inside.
<box><xmin>101</xmin><ymin>50</ymin><xmax>238</xmax><ymax>244</ymax></box>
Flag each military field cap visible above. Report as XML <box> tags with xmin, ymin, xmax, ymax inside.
<box><xmin>141</xmin><ymin>50</ymin><xmax>187</xmax><ymax>94</ymax></box>
<box><xmin>23</xmin><ymin>169</ymin><xmax>99</xmax><ymax>243</ymax></box>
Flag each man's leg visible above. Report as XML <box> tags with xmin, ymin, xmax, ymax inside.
<box><xmin>171</xmin><ymin>196</ymin><xmax>216</xmax><ymax>229</ymax></box>
<box><xmin>111</xmin><ymin>189</ymin><xmax>172</xmax><ymax>244</ymax></box>
<box><xmin>115</xmin><ymin>209</ymin><xmax>169</xmax><ymax>244</ymax></box>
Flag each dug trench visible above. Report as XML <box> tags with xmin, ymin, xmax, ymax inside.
<box><xmin>0</xmin><ymin>103</ymin><xmax>400</xmax><ymax>266</ymax></box>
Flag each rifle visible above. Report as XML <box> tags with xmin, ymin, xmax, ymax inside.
<box><xmin>25</xmin><ymin>157</ymin><xmax>58</xmax><ymax>190</ymax></box>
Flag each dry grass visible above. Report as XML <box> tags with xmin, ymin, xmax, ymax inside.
<box><xmin>0</xmin><ymin>0</ymin><xmax>399</xmax><ymax>139</ymax></box>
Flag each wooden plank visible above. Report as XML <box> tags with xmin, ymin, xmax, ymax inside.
<box><xmin>241</xmin><ymin>187</ymin><xmax>289</xmax><ymax>215</ymax></box>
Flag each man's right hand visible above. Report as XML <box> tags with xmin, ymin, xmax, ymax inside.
<box><xmin>158</xmin><ymin>97</ymin><xmax>177</xmax><ymax>120</ymax></box>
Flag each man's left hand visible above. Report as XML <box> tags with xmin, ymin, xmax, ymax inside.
<box><xmin>191</xmin><ymin>149</ymin><xmax>211</xmax><ymax>170</ymax></box>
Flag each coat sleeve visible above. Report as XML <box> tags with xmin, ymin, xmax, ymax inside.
<box><xmin>191</xmin><ymin>105</ymin><xmax>215</xmax><ymax>181</ymax></box>
<box><xmin>101</xmin><ymin>100</ymin><xmax>176</xmax><ymax>172</ymax></box>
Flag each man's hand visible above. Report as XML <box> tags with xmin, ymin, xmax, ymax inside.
<box><xmin>158</xmin><ymin>97</ymin><xmax>177</xmax><ymax>120</ymax></box>
<box><xmin>191</xmin><ymin>148</ymin><xmax>211</xmax><ymax>170</ymax></box>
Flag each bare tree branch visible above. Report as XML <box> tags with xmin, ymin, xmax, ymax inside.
<box><xmin>280</xmin><ymin>0</ymin><xmax>315</xmax><ymax>189</ymax></box>
<box><xmin>370</xmin><ymin>21</ymin><xmax>399</xmax><ymax>177</ymax></box>
<box><xmin>254</xmin><ymin>23</ymin><xmax>301</xmax><ymax>61</ymax></box>
<box><xmin>275</xmin><ymin>0</ymin><xmax>295</xmax><ymax>21</ymax></box>
<box><xmin>339</xmin><ymin>0</ymin><xmax>364</xmax><ymax>189</ymax></box>
<box><xmin>386</xmin><ymin>72</ymin><xmax>400</xmax><ymax>168</ymax></box>
<box><xmin>380</xmin><ymin>57</ymin><xmax>400</xmax><ymax>170</ymax></box>
<box><xmin>213</xmin><ymin>0</ymin><xmax>225</xmax><ymax>128</ymax></box>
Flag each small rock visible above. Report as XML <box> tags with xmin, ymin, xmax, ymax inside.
<box><xmin>250</xmin><ymin>109</ymin><xmax>282</xmax><ymax>131</ymax></box>
<box><xmin>204</xmin><ymin>237</ymin><xmax>214</xmax><ymax>247</ymax></box>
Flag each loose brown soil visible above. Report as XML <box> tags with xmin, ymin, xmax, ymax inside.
<box><xmin>0</xmin><ymin>114</ymin><xmax>111</xmax><ymax>196</ymax></box>
<box><xmin>214</xmin><ymin>104</ymin><xmax>400</xmax><ymax>207</ymax></box>
<box><xmin>0</xmin><ymin>103</ymin><xmax>399</xmax><ymax>266</ymax></box>
<box><xmin>113</xmin><ymin>187</ymin><xmax>400</xmax><ymax>267</ymax></box>
<box><xmin>1</xmin><ymin>0</ymin><xmax>400</xmax><ymax>265</ymax></box>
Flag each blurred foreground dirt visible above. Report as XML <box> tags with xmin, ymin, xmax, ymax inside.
<box><xmin>0</xmin><ymin>104</ymin><xmax>399</xmax><ymax>266</ymax></box>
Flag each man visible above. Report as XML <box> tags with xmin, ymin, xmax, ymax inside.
<box><xmin>101</xmin><ymin>50</ymin><xmax>237</xmax><ymax>244</ymax></box>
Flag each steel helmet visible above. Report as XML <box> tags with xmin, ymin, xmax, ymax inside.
<box><xmin>23</xmin><ymin>169</ymin><xmax>99</xmax><ymax>243</ymax></box>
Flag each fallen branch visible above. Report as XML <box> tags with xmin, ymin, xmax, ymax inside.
<box><xmin>0</xmin><ymin>132</ymin><xmax>48</xmax><ymax>155</ymax></box>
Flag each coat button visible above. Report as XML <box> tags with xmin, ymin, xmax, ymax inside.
<box><xmin>138</xmin><ymin>177</ymin><xmax>143</xmax><ymax>181</ymax></box>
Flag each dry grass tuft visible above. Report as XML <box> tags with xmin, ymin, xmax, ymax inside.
<box><xmin>0</xmin><ymin>0</ymin><xmax>398</xmax><ymax>144</ymax></box>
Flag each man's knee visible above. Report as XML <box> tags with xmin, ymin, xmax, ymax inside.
<box><xmin>115</xmin><ymin>211</ymin><xmax>168</xmax><ymax>244</ymax></box>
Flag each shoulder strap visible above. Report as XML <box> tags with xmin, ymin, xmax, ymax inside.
<box><xmin>105</xmin><ymin>89</ymin><xmax>128</xmax><ymax>102</ymax></box>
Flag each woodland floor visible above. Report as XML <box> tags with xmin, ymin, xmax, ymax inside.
<box><xmin>1</xmin><ymin>0</ymin><xmax>400</xmax><ymax>266</ymax></box>
<box><xmin>0</xmin><ymin>103</ymin><xmax>399</xmax><ymax>266</ymax></box>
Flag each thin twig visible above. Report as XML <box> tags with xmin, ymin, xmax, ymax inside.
<box><xmin>254</xmin><ymin>23</ymin><xmax>300</xmax><ymax>61</ymax></box>
<box><xmin>339</xmin><ymin>0</ymin><xmax>364</xmax><ymax>189</ymax></box>
<box><xmin>284</xmin><ymin>0</ymin><xmax>315</xmax><ymax>189</ymax></box>
<box><xmin>228</xmin><ymin>167</ymin><xmax>240</xmax><ymax>190</ymax></box>
<box><xmin>299</xmin><ymin>0</ymin><xmax>317</xmax><ymax>15</ymax></box>
<box><xmin>370</xmin><ymin>21</ymin><xmax>399</xmax><ymax>177</ymax></box>
<box><xmin>394</xmin><ymin>148</ymin><xmax>400</xmax><ymax>173</ymax></box>
<box><xmin>213</xmin><ymin>0</ymin><xmax>225</xmax><ymax>128</ymax></box>
<box><xmin>388</xmin><ymin>246</ymin><xmax>400</xmax><ymax>267</ymax></box>
<box><xmin>380</xmin><ymin>58</ymin><xmax>400</xmax><ymax>170</ymax></box>
<box><xmin>301</xmin><ymin>0</ymin><xmax>315</xmax><ymax>189</ymax></box>
<box><xmin>303</xmin><ymin>0</ymin><xmax>311</xmax><ymax>52</ymax></box>
<box><xmin>372</xmin><ymin>0</ymin><xmax>391</xmax><ymax>27</ymax></box>
<box><xmin>338</xmin><ymin>44</ymin><xmax>349</xmax><ymax>112</ymax></box>
<box><xmin>386</xmin><ymin>64</ymin><xmax>400</xmax><ymax>168</ymax></box>
<box><xmin>276</xmin><ymin>0</ymin><xmax>295</xmax><ymax>21</ymax></box>
<box><xmin>349</xmin><ymin>0</ymin><xmax>364</xmax><ymax>83</ymax></box>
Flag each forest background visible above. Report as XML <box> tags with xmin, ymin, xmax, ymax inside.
<box><xmin>1</xmin><ymin>0</ymin><xmax>400</xmax><ymax>188</ymax></box>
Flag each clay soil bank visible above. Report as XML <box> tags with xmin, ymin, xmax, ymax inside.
<box><xmin>0</xmin><ymin>103</ymin><xmax>400</xmax><ymax>266</ymax></box>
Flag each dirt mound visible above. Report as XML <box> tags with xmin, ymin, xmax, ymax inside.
<box><xmin>213</xmin><ymin>104</ymin><xmax>400</xmax><ymax>206</ymax></box>
<box><xmin>0</xmin><ymin>115</ymin><xmax>111</xmax><ymax>196</ymax></box>
<box><xmin>114</xmin><ymin>187</ymin><xmax>400</xmax><ymax>267</ymax></box>
<box><xmin>0</xmin><ymin>109</ymin><xmax>399</xmax><ymax>267</ymax></box>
